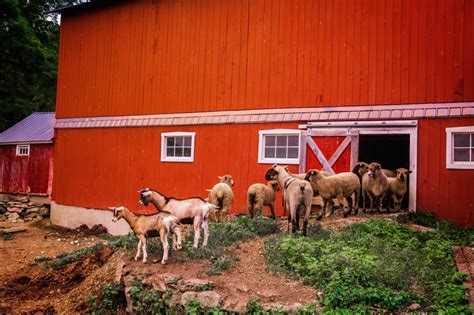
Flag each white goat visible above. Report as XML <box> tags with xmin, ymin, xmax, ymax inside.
<box><xmin>138</xmin><ymin>188</ymin><xmax>217</xmax><ymax>248</ymax></box>
<box><xmin>110</xmin><ymin>206</ymin><xmax>182</xmax><ymax>264</ymax></box>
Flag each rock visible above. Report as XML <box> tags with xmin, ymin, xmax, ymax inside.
<box><xmin>14</xmin><ymin>196</ymin><xmax>29</xmax><ymax>203</ymax></box>
<box><xmin>234</xmin><ymin>283</ymin><xmax>249</xmax><ymax>293</ymax></box>
<box><xmin>181</xmin><ymin>291</ymin><xmax>222</xmax><ymax>308</ymax></box>
<box><xmin>221</xmin><ymin>296</ymin><xmax>247</xmax><ymax>313</ymax></box>
<box><xmin>114</xmin><ymin>260</ymin><xmax>126</xmax><ymax>284</ymax></box>
<box><xmin>142</xmin><ymin>274</ymin><xmax>167</xmax><ymax>292</ymax></box>
<box><xmin>0</xmin><ymin>206</ymin><xmax>6</xmax><ymax>214</ymax></box>
<box><xmin>257</xmin><ymin>289</ymin><xmax>278</xmax><ymax>300</ymax></box>
<box><xmin>39</xmin><ymin>207</ymin><xmax>50</xmax><ymax>217</ymax></box>
<box><xmin>160</xmin><ymin>273</ymin><xmax>183</xmax><ymax>286</ymax></box>
<box><xmin>7</xmin><ymin>212</ymin><xmax>20</xmax><ymax>222</ymax></box>
<box><xmin>32</xmin><ymin>215</ymin><xmax>43</xmax><ymax>222</ymax></box>
<box><xmin>16</xmin><ymin>219</ymin><xmax>24</xmax><ymax>223</ymax></box>
<box><xmin>282</xmin><ymin>303</ymin><xmax>302</xmax><ymax>313</ymax></box>
<box><xmin>27</xmin><ymin>207</ymin><xmax>40</xmax><ymax>213</ymax></box>
<box><xmin>179</xmin><ymin>278</ymin><xmax>215</xmax><ymax>292</ymax></box>
<box><xmin>7</xmin><ymin>207</ymin><xmax>22</xmax><ymax>213</ymax></box>
<box><xmin>408</xmin><ymin>303</ymin><xmax>421</xmax><ymax>311</ymax></box>
<box><xmin>123</xmin><ymin>274</ymin><xmax>136</xmax><ymax>313</ymax></box>
<box><xmin>0</xmin><ymin>215</ymin><xmax>6</xmax><ymax>221</ymax></box>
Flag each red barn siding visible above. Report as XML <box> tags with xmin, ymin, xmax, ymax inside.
<box><xmin>54</xmin><ymin>118</ymin><xmax>474</xmax><ymax>226</ymax></box>
<box><xmin>0</xmin><ymin>145</ymin><xmax>53</xmax><ymax>195</ymax></box>
<box><xmin>56</xmin><ymin>0</ymin><xmax>474</xmax><ymax>119</ymax></box>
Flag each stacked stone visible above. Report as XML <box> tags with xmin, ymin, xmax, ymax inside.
<box><xmin>0</xmin><ymin>197</ymin><xmax>50</xmax><ymax>223</ymax></box>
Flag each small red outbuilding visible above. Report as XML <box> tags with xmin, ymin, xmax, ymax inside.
<box><xmin>0</xmin><ymin>112</ymin><xmax>55</xmax><ymax>197</ymax></box>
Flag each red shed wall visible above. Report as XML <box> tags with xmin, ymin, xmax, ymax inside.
<box><xmin>53</xmin><ymin>118</ymin><xmax>474</xmax><ymax>226</ymax></box>
<box><xmin>0</xmin><ymin>144</ymin><xmax>53</xmax><ymax>195</ymax></box>
<box><xmin>56</xmin><ymin>0</ymin><xmax>474</xmax><ymax>119</ymax></box>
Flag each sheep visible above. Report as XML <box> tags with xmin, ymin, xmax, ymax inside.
<box><xmin>207</xmin><ymin>175</ymin><xmax>234</xmax><ymax>222</ymax></box>
<box><xmin>110</xmin><ymin>206</ymin><xmax>182</xmax><ymax>264</ymax></box>
<box><xmin>361</xmin><ymin>162</ymin><xmax>389</xmax><ymax>213</ymax></box>
<box><xmin>386</xmin><ymin>168</ymin><xmax>412</xmax><ymax>212</ymax></box>
<box><xmin>305</xmin><ymin>169</ymin><xmax>360</xmax><ymax>219</ymax></box>
<box><xmin>265</xmin><ymin>164</ymin><xmax>313</xmax><ymax>235</ymax></box>
<box><xmin>247</xmin><ymin>180</ymin><xmax>280</xmax><ymax>219</ymax></box>
<box><xmin>353</xmin><ymin>161</ymin><xmax>396</xmax><ymax>209</ymax></box>
<box><xmin>138</xmin><ymin>188</ymin><xmax>217</xmax><ymax>248</ymax></box>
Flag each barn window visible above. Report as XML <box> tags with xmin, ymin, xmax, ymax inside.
<box><xmin>16</xmin><ymin>145</ymin><xmax>30</xmax><ymax>156</ymax></box>
<box><xmin>446</xmin><ymin>126</ymin><xmax>474</xmax><ymax>169</ymax></box>
<box><xmin>161</xmin><ymin>132</ymin><xmax>195</xmax><ymax>162</ymax></box>
<box><xmin>258</xmin><ymin>129</ymin><xmax>300</xmax><ymax>164</ymax></box>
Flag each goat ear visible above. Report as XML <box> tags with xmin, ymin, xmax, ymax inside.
<box><xmin>217</xmin><ymin>176</ymin><xmax>223</xmax><ymax>180</ymax></box>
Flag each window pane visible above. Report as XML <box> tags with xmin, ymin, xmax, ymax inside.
<box><xmin>276</xmin><ymin>147</ymin><xmax>287</xmax><ymax>158</ymax></box>
<box><xmin>454</xmin><ymin>148</ymin><xmax>469</xmax><ymax>161</ymax></box>
<box><xmin>176</xmin><ymin>137</ymin><xmax>184</xmax><ymax>146</ymax></box>
<box><xmin>184</xmin><ymin>136</ymin><xmax>191</xmax><ymax>146</ymax></box>
<box><xmin>454</xmin><ymin>134</ymin><xmax>470</xmax><ymax>147</ymax></box>
<box><xmin>175</xmin><ymin>147</ymin><xmax>183</xmax><ymax>156</ymax></box>
<box><xmin>472</xmin><ymin>149</ymin><xmax>474</xmax><ymax>162</ymax></box>
<box><xmin>472</xmin><ymin>134</ymin><xmax>474</xmax><ymax>147</ymax></box>
<box><xmin>167</xmin><ymin>137</ymin><xmax>175</xmax><ymax>146</ymax></box>
<box><xmin>166</xmin><ymin>148</ymin><xmax>174</xmax><ymax>157</ymax></box>
<box><xmin>184</xmin><ymin>147</ymin><xmax>191</xmax><ymax>157</ymax></box>
<box><xmin>288</xmin><ymin>147</ymin><xmax>298</xmax><ymax>158</ymax></box>
<box><xmin>265</xmin><ymin>147</ymin><xmax>275</xmax><ymax>158</ymax></box>
<box><xmin>266</xmin><ymin>136</ymin><xmax>275</xmax><ymax>146</ymax></box>
<box><xmin>276</xmin><ymin>136</ymin><xmax>287</xmax><ymax>146</ymax></box>
<box><xmin>288</xmin><ymin>136</ymin><xmax>299</xmax><ymax>146</ymax></box>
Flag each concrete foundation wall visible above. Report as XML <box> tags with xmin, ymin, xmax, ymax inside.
<box><xmin>51</xmin><ymin>201</ymin><xmax>131</xmax><ymax>235</ymax></box>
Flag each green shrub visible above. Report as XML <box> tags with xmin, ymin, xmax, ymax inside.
<box><xmin>265</xmin><ymin>218</ymin><xmax>471</xmax><ymax>313</ymax></box>
<box><xmin>207</xmin><ymin>255</ymin><xmax>239</xmax><ymax>275</ymax></box>
<box><xmin>129</xmin><ymin>283</ymin><xmax>176</xmax><ymax>314</ymax></box>
<box><xmin>236</xmin><ymin>216</ymin><xmax>281</xmax><ymax>236</ymax></box>
<box><xmin>45</xmin><ymin>243</ymin><xmax>105</xmax><ymax>268</ymax></box>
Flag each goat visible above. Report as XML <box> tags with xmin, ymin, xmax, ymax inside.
<box><xmin>247</xmin><ymin>180</ymin><xmax>280</xmax><ymax>219</ymax></box>
<box><xmin>138</xmin><ymin>188</ymin><xmax>217</xmax><ymax>248</ymax></box>
<box><xmin>110</xmin><ymin>206</ymin><xmax>182</xmax><ymax>264</ymax></box>
<box><xmin>265</xmin><ymin>164</ymin><xmax>313</xmax><ymax>235</ymax></box>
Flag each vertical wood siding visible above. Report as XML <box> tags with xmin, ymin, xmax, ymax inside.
<box><xmin>0</xmin><ymin>145</ymin><xmax>53</xmax><ymax>195</ymax></box>
<box><xmin>56</xmin><ymin>0</ymin><xmax>474</xmax><ymax>119</ymax></box>
<box><xmin>54</xmin><ymin>117</ymin><xmax>474</xmax><ymax>227</ymax></box>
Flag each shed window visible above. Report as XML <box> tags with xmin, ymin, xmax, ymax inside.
<box><xmin>16</xmin><ymin>145</ymin><xmax>30</xmax><ymax>156</ymax></box>
<box><xmin>161</xmin><ymin>132</ymin><xmax>195</xmax><ymax>162</ymax></box>
<box><xmin>446</xmin><ymin>127</ymin><xmax>474</xmax><ymax>169</ymax></box>
<box><xmin>258</xmin><ymin>129</ymin><xmax>300</xmax><ymax>164</ymax></box>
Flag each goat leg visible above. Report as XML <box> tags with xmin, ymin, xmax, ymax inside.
<box><xmin>139</xmin><ymin>235</ymin><xmax>148</xmax><ymax>263</ymax></box>
<box><xmin>172</xmin><ymin>225</ymin><xmax>182</xmax><ymax>250</ymax></box>
<box><xmin>135</xmin><ymin>239</ymin><xmax>142</xmax><ymax>261</ymax></box>
<box><xmin>201</xmin><ymin>218</ymin><xmax>209</xmax><ymax>247</ymax></box>
<box><xmin>160</xmin><ymin>229</ymin><xmax>169</xmax><ymax>265</ymax></box>
<box><xmin>193</xmin><ymin>218</ymin><xmax>201</xmax><ymax>248</ymax></box>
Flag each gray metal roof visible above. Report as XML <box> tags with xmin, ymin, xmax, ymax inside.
<box><xmin>0</xmin><ymin>112</ymin><xmax>55</xmax><ymax>144</ymax></box>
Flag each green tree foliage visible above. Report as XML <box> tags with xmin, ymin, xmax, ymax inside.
<box><xmin>0</xmin><ymin>0</ymin><xmax>74</xmax><ymax>131</ymax></box>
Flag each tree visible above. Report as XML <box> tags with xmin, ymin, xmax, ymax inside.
<box><xmin>0</xmin><ymin>0</ymin><xmax>73</xmax><ymax>131</ymax></box>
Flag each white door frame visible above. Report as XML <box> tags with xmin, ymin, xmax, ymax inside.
<box><xmin>299</xmin><ymin>120</ymin><xmax>418</xmax><ymax>211</ymax></box>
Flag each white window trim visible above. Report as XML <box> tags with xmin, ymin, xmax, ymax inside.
<box><xmin>161</xmin><ymin>132</ymin><xmax>196</xmax><ymax>163</ymax></box>
<box><xmin>258</xmin><ymin>129</ymin><xmax>301</xmax><ymax>165</ymax></box>
<box><xmin>446</xmin><ymin>126</ymin><xmax>474</xmax><ymax>169</ymax></box>
<box><xmin>16</xmin><ymin>144</ymin><xmax>30</xmax><ymax>156</ymax></box>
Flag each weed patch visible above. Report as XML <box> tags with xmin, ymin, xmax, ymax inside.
<box><xmin>207</xmin><ymin>255</ymin><xmax>239</xmax><ymax>275</ymax></box>
<box><xmin>265</xmin><ymin>218</ymin><xmax>472</xmax><ymax>313</ymax></box>
<box><xmin>45</xmin><ymin>243</ymin><xmax>105</xmax><ymax>269</ymax></box>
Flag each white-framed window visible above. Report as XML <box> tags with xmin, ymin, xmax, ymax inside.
<box><xmin>161</xmin><ymin>132</ymin><xmax>195</xmax><ymax>162</ymax></box>
<box><xmin>258</xmin><ymin>129</ymin><xmax>301</xmax><ymax>164</ymax></box>
<box><xmin>16</xmin><ymin>144</ymin><xmax>30</xmax><ymax>156</ymax></box>
<box><xmin>446</xmin><ymin>126</ymin><xmax>474</xmax><ymax>169</ymax></box>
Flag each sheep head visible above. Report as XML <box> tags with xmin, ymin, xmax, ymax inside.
<box><xmin>304</xmin><ymin>169</ymin><xmax>323</xmax><ymax>181</ymax></box>
<box><xmin>394</xmin><ymin>168</ymin><xmax>412</xmax><ymax>182</ymax></box>
<box><xmin>138</xmin><ymin>188</ymin><xmax>153</xmax><ymax>206</ymax></box>
<box><xmin>367</xmin><ymin>163</ymin><xmax>382</xmax><ymax>177</ymax></box>
<box><xmin>352</xmin><ymin>162</ymin><xmax>369</xmax><ymax>176</ymax></box>
<box><xmin>218</xmin><ymin>175</ymin><xmax>234</xmax><ymax>187</ymax></box>
<box><xmin>109</xmin><ymin>206</ymin><xmax>125</xmax><ymax>222</ymax></box>
<box><xmin>268</xmin><ymin>180</ymin><xmax>280</xmax><ymax>192</ymax></box>
<box><xmin>265</xmin><ymin>164</ymin><xmax>282</xmax><ymax>180</ymax></box>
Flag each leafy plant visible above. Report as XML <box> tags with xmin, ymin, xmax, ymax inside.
<box><xmin>207</xmin><ymin>255</ymin><xmax>239</xmax><ymax>275</ymax></box>
<box><xmin>45</xmin><ymin>243</ymin><xmax>105</xmax><ymax>268</ymax></box>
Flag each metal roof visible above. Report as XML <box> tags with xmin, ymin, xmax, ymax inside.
<box><xmin>0</xmin><ymin>112</ymin><xmax>55</xmax><ymax>144</ymax></box>
<box><xmin>55</xmin><ymin>102</ymin><xmax>474</xmax><ymax>130</ymax></box>
<box><xmin>47</xmin><ymin>0</ymin><xmax>121</xmax><ymax>14</ymax></box>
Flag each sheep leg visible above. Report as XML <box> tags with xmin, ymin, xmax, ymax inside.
<box><xmin>376</xmin><ymin>196</ymin><xmax>383</xmax><ymax>213</ymax></box>
<box><xmin>286</xmin><ymin>200</ymin><xmax>291</xmax><ymax>233</ymax></box>
<box><xmin>193</xmin><ymin>217</ymin><xmax>201</xmax><ymax>248</ymax></box>
<box><xmin>201</xmin><ymin>217</ymin><xmax>209</xmax><ymax>247</ymax></box>
<box><xmin>135</xmin><ymin>239</ymin><xmax>142</xmax><ymax>261</ymax></box>
<box><xmin>317</xmin><ymin>199</ymin><xmax>327</xmax><ymax>221</ymax></box>
<box><xmin>254</xmin><ymin>202</ymin><xmax>263</xmax><ymax>217</ymax></box>
<box><xmin>291</xmin><ymin>209</ymin><xmax>298</xmax><ymax>234</ymax></box>
<box><xmin>344</xmin><ymin>196</ymin><xmax>353</xmax><ymax>218</ymax></box>
<box><xmin>397</xmin><ymin>194</ymin><xmax>404</xmax><ymax>211</ymax></box>
<box><xmin>295</xmin><ymin>205</ymin><xmax>300</xmax><ymax>231</ymax></box>
<box><xmin>354</xmin><ymin>190</ymin><xmax>360</xmax><ymax>215</ymax></box>
<box><xmin>139</xmin><ymin>235</ymin><xmax>148</xmax><ymax>263</ymax></box>
<box><xmin>248</xmin><ymin>199</ymin><xmax>254</xmax><ymax>218</ymax></box>
<box><xmin>160</xmin><ymin>229</ymin><xmax>169</xmax><ymax>264</ymax></box>
<box><xmin>303</xmin><ymin>202</ymin><xmax>311</xmax><ymax>237</ymax></box>
<box><xmin>172</xmin><ymin>224</ymin><xmax>182</xmax><ymax>250</ymax></box>
<box><xmin>268</xmin><ymin>203</ymin><xmax>276</xmax><ymax>220</ymax></box>
<box><xmin>367</xmin><ymin>194</ymin><xmax>374</xmax><ymax>213</ymax></box>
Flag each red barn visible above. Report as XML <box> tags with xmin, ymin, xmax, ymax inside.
<box><xmin>0</xmin><ymin>112</ymin><xmax>55</xmax><ymax>199</ymax></box>
<box><xmin>51</xmin><ymin>0</ymin><xmax>474</xmax><ymax>233</ymax></box>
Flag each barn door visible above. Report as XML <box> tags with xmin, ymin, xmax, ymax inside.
<box><xmin>299</xmin><ymin>129</ymin><xmax>359</xmax><ymax>174</ymax></box>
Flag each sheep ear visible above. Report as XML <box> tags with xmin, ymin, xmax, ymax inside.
<box><xmin>107</xmin><ymin>207</ymin><xmax>115</xmax><ymax>210</ymax></box>
<box><xmin>283</xmin><ymin>166</ymin><xmax>289</xmax><ymax>170</ymax></box>
<box><xmin>408</xmin><ymin>170</ymin><xmax>413</xmax><ymax>174</ymax></box>
<box><xmin>217</xmin><ymin>176</ymin><xmax>223</xmax><ymax>180</ymax></box>
<box><xmin>206</xmin><ymin>189</ymin><xmax>212</xmax><ymax>192</ymax></box>
<box><xmin>272</xmin><ymin>164</ymin><xmax>278</xmax><ymax>168</ymax></box>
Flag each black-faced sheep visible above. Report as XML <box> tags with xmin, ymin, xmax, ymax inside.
<box><xmin>207</xmin><ymin>175</ymin><xmax>234</xmax><ymax>222</ymax></box>
<box><xmin>247</xmin><ymin>180</ymin><xmax>280</xmax><ymax>219</ymax></box>
<box><xmin>305</xmin><ymin>169</ymin><xmax>360</xmax><ymax>219</ymax></box>
<box><xmin>386</xmin><ymin>168</ymin><xmax>412</xmax><ymax>212</ymax></box>
<box><xmin>361</xmin><ymin>162</ymin><xmax>389</xmax><ymax>213</ymax></box>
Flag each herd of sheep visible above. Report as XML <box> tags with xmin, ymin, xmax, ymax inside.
<box><xmin>109</xmin><ymin>162</ymin><xmax>411</xmax><ymax>264</ymax></box>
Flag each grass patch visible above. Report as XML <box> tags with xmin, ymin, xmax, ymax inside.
<box><xmin>86</xmin><ymin>283</ymin><xmax>127</xmax><ymax>313</ymax></box>
<box><xmin>0</xmin><ymin>231</ymin><xmax>14</xmax><ymax>241</ymax></box>
<box><xmin>265</xmin><ymin>218</ymin><xmax>471</xmax><ymax>314</ymax></box>
<box><xmin>207</xmin><ymin>255</ymin><xmax>240</xmax><ymax>275</ymax></box>
<box><xmin>45</xmin><ymin>243</ymin><xmax>105</xmax><ymax>269</ymax></box>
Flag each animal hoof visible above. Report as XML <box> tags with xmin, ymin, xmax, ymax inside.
<box><xmin>316</xmin><ymin>215</ymin><xmax>323</xmax><ymax>221</ymax></box>
<box><xmin>343</xmin><ymin>212</ymin><xmax>348</xmax><ymax>218</ymax></box>
<box><xmin>134</xmin><ymin>257</ymin><xmax>139</xmax><ymax>261</ymax></box>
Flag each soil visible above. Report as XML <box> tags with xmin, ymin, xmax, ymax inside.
<box><xmin>0</xmin><ymin>211</ymin><xmax>423</xmax><ymax>314</ymax></box>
